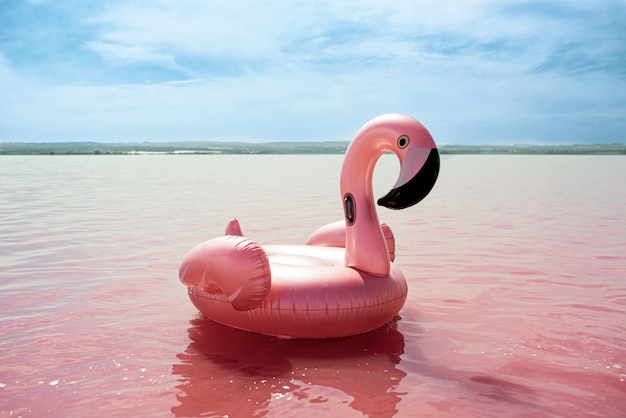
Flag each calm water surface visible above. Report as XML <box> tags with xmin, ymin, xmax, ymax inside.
<box><xmin>1</xmin><ymin>154</ymin><xmax>625</xmax><ymax>417</ymax></box>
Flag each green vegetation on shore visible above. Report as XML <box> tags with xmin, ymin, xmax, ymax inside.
<box><xmin>0</xmin><ymin>141</ymin><xmax>624</xmax><ymax>155</ymax></box>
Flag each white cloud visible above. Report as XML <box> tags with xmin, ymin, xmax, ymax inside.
<box><xmin>90</xmin><ymin>1</ymin><xmax>289</xmax><ymax>59</ymax></box>
<box><xmin>0</xmin><ymin>55</ymin><xmax>18</xmax><ymax>88</ymax></box>
<box><xmin>85</xmin><ymin>41</ymin><xmax>171</xmax><ymax>64</ymax></box>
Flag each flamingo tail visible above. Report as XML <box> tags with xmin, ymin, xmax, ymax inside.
<box><xmin>179</xmin><ymin>235</ymin><xmax>271</xmax><ymax>311</ymax></box>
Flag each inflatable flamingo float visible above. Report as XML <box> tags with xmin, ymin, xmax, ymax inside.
<box><xmin>179</xmin><ymin>114</ymin><xmax>439</xmax><ymax>338</ymax></box>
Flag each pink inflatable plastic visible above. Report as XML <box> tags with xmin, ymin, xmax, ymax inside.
<box><xmin>179</xmin><ymin>114</ymin><xmax>439</xmax><ymax>338</ymax></box>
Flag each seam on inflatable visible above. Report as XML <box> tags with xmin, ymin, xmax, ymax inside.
<box><xmin>190</xmin><ymin>289</ymin><xmax>406</xmax><ymax>311</ymax></box>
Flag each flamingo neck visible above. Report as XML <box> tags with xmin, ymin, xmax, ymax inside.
<box><xmin>340</xmin><ymin>128</ymin><xmax>393</xmax><ymax>277</ymax></box>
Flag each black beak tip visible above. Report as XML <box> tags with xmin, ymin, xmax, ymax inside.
<box><xmin>377</xmin><ymin>148</ymin><xmax>440</xmax><ymax>210</ymax></box>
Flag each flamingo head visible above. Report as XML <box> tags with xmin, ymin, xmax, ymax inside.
<box><xmin>375</xmin><ymin>114</ymin><xmax>440</xmax><ymax>210</ymax></box>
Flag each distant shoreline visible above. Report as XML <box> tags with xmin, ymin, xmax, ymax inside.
<box><xmin>0</xmin><ymin>141</ymin><xmax>624</xmax><ymax>155</ymax></box>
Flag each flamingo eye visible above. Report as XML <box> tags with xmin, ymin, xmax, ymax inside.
<box><xmin>397</xmin><ymin>135</ymin><xmax>409</xmax><ymax>149</ymax></box>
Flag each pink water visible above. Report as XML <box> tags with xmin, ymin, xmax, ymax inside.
<box><xmin>1</xmin><ymin>154</ymin><xmax>624</xmax><ymax>417</ymax></box>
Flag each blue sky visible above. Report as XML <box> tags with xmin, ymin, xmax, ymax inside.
<box><xmin>1</xmin><ymin>0</ymin><xmax>625</xmax><ymax>144</ymax></box>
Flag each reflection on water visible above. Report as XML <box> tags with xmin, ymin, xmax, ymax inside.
<box><xmin>172</xmin><ymin>313</ymin><xmax>546</xmax><ymax>417</ymax></box>
<box><xmin>172</xmin><ymin>316</ymin><xmax>406</xmax><ymax>417</ymax></box>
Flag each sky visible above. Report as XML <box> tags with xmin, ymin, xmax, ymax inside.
<box><xmin>1</xmin><ymin>0</ymin><xmax>625</xmax><ymax>144</ymax></box>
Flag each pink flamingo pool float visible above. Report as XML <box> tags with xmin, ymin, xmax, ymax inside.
<box><xmin>179</xmin><ymin>114</ymin><xmax>439</xmax><ymax>338</ymax></box>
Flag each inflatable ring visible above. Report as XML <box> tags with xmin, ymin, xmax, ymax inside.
<box><xmin>179</xmin><ymin>113</ymin><xmax>440</xmax><ymax>338</ymax></box>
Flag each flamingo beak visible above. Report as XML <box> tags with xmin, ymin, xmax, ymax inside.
<box><xmin>377</xmin><ymin>147</ymin><xmax>440</xmax><ymax>210</ymax></box>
